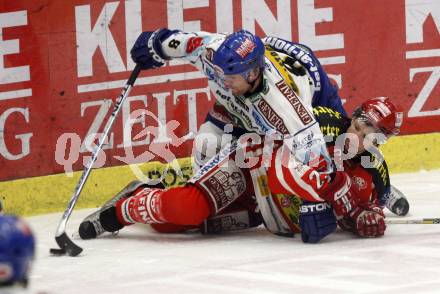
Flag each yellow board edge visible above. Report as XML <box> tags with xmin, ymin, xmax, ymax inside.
<box><xmin>1</xmin><ymin>133</ymin><xmax>439</xmax><ymax>217</ymax></box>
<box><xmin>1</xmin><ymin>158</ymin><xmax>194</xmax><ymax>217</ymax></box>
<box><xmin>380</xmin><ymin>132</ymin><xmax>440</xmax><ymax>173</ymax></box>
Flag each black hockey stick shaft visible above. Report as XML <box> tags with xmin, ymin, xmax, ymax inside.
<box><xmin>53</xmin><ymin>65</ymin><xmax>142</xmax><ymax>256</ymax></box>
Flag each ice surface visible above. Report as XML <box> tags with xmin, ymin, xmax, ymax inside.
<box><xmin>25</xmin><ymin>170</ymin><xmax>440</xmax><ymax>294</ymax></box>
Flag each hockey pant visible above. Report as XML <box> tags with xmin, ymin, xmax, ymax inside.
<box><xmin>115</xmin><ymin>141</ymin><xmax>261</xmax><ymax>233</ymax></box>
<box><xmin>116</xmin><ymin>183</ymin><xmax>262</xmax><ymax>234</ymax></box>
<box><xmin>115</xmin><ymin>141</ymin><xmax>338</xmax><ymax>236</ymax></box>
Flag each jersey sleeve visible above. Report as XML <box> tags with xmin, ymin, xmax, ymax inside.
<box><xmin>160</xmin><ymin>31</ymin><xmax>226</xmax><ymax>71</ymax></box>
<box><xmin>370</xmin><ymin>155</ymin><xmax>391</xmax><ymax>207</ymax></box>
<box><xmin>357</xmin><ymin>151</ymin><xmax>391</xmax><ymax>206</ymax></box>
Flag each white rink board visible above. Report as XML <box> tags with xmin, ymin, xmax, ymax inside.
<box><xmin>27</xmin><ymin>170</ymin><xmax>440</xmax><ymax>294</ymax></box>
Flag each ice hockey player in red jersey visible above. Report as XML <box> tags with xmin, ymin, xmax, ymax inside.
<box><xmin>296</xmin><ymin>97</ymin><xmax>404</xmax><ymax>240</ymax></box>
<box><xmin>78</xmin><ymin>97</ymin><xmax>403</xmax><ymax>243</ymax></box>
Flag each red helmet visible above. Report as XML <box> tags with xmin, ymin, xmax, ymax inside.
<box><xmin>354</xmin><ymin>97</ymin><xmax>403</xmax><ymax>137</ymax></box>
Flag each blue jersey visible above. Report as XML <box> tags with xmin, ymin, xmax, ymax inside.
<box><xmin>263</xmin><ymin>37</ymin><xmax>347</xmax><ymax>117</ymax></box>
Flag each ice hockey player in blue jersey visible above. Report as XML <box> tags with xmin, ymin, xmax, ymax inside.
<box><xmin>0</xmin><ymin>214</ymin><xmax>35</xmax><ymax>290</ymax></box>
<box><xmin>130</xmin><ymin>29</ymin><xmax>345</xmax><ymax>169</ymax></box>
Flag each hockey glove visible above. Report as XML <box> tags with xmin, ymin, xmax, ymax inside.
<box><xmin>130</xmin><ymin>28</ymin><xmax>177</xmax><ymax>69</ymax></box>
<box><xmin>299</xmin><ymin>200</ymin><xmax>337</xmax><ymax>243</ymax></box>
<box><xmin>338</xmin><ymin>203</ymin><xmax>386</xmax><ymax>237</ymax></box>
<box><xmin>321</xmin><ymin>171</ymin><xmax>359</xmax><ymax>218</ymax></box>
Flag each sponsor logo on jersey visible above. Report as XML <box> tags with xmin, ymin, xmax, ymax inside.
<box><xmin>369</xmin><ymin>152</ymin><xmax>388</xmax><ymax>186</ymax></box>
<box><xmin>257</xmin><ymin>99</ymin><xmax>289</xmax><ymax>134</ymax></box>
<box><xmin>276</xmin><ymin>80</ymin><xmax>313</xmax><ymax>125</ymax></box>
<box><xmin>186</xmin><ymin>36</ymin><xmax>204</xmax><ymax>53</ymax></box>
<box><xmin>265</xmin><ymin>36</ymin><xmax>300</xmax><ymax>55</ymax></box>
<box><xmin>202</xmin><ymin>169</ymin><xmax>246</xmax><ymax>212</ymax></box>
<box><xmin>234</xmin><ymin>96</ymin><xmax>249</xmax><ymax>111</ymax></box>
<box><xmin>300</xmin><ymin>202</ymin><xmax>331</xmax><ymax>213</ymax></box>
<box><xmin>236</xmin><ymin>38</ymin><xmax>256</xmax><ymax>58</ymax></box>
<box><xmin>251</xmin><ymin>111</ymin><xmax>270</xmax><ymax>133</ymax></box>
<box><xmin>320</xmin><ymin>124</ymin><xmax>341</xmax><ymax>137</ymax></box>
<box><xmin>313</xmin><ymin>106</ymin><xmax>342</xmax><ymax>120</ymax></box>
<box><xmin>215</xmin><ymin>89</ymin><xmax>232</xmax><ymax>102</ymax></box>
<box><xmin>215</xmin><ymin>90</ymin><xmax>253</xmax><ymax>129</ymax></box>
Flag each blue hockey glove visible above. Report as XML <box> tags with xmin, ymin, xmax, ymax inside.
<box><xmin>299</xmin><ymin>200</ymin><xmax>337</xmax><ymax>243</ymax></box>
<box><xmin>130</xmin><ymin>28</ymin><xmax>177</xmax><ymax>69</ymax></box>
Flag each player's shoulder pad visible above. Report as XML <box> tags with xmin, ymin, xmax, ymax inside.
<box><xmin>263</xmin><ymin>36</ymin><xmax>323</xmax><ymax>92</ymax></box>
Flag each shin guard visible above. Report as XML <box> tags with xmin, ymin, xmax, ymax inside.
<box><xmin>117</xmin><ymin>187</ymin><xmax>166</xmax><ymax>225</ymax></box>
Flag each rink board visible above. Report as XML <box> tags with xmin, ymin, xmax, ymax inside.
<box><xmin>1</xmin><ymin>132</ymin><xmax>440</xmax><ymax>216</ymax></box>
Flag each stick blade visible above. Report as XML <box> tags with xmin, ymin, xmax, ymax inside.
<box><xmin>54</xmin><ymin>232</ymin><xmax>83</xmax><ymax>256</ymax></box>
<box><xmin>49</xmin><ymin>248</ymin><xmax>66</xmax><ymax>255</ymax></box>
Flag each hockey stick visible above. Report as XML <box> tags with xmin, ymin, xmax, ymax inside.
<box><xmin>386</xmin><ymin>218</ymin><xmax>440</xmax><ymax>224</ymax></box>
<box><xmin>50</xmin><ymin>65</ymin><xmax>142</xmax><ymax>257</ymax></box>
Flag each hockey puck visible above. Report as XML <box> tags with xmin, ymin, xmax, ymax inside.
<box><xmin>49</xmin><ymin>248</ymin><xmax>66</xmax><ymax>255</ymax></box>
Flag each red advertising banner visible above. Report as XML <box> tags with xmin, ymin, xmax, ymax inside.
<box><xmin>1</xmin><ymin>0</ymin><xmax>439</xmax><ymax>181</ymax></box>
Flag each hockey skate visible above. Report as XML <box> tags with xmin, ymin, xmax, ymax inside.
<box><xmin>78</xmin><ymin>180</ymin><xmax>162</xmax><ymax>239</ymax></box>
<box><xmin>386</xmin><ymin>185</ymin><xmax>410</xmax><ymax>216</ymax></box>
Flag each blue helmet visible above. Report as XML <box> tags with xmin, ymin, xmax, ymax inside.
<box><xmin>0</xmin><ymin>215</ymin><xmax>35</xmax><ymax>287</ymax></box>
<box><xmin>212</xmin><ymin>30</ymin><xmax>265</xmax><ymax>78</ymax></box>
